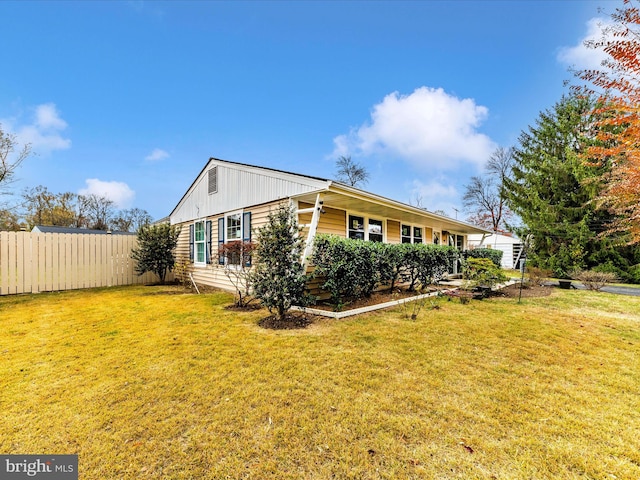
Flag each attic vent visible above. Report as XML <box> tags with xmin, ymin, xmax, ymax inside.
<box><xmin>208</xmin><ymin>167</ymin><xmax>218</xmax><ymax>194</ymax></box>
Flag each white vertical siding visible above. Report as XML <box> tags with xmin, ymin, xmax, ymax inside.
<box><xmin>171</xmin><ymin>161</ymin><xmax>330</xmax><ymax>225</ymax></box>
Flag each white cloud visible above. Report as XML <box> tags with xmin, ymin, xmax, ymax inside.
<box><xmin>1</xmin><ymin>102</ymin><xmax>71</xmax><ymax>155</ymax></box>
<box><xmin>332</xmin><ymin>86</ymin><xmax>496</xmax><ymax>169</ymax></box>
<box><xmin>409</xmin><ymin>178</ymin><xmax>460</xmax><ymax>217</ymax></box>
<box><xmin>557</xmin><ymin>17</ymin><xmax>613</xmax><ymax>70</ymax></box>
<box><xmin>79</xmin><ymin>179</ymin><xmax>136</xmax><ymax>209</ymax></box>
<box><xmin>145</xmin><ymin>148</ymin><xmax>169</xmax><ymax>162</ymax></box>
<box><xmin>35</xmin><ymin>103</ymin><xmax>68</xmax><ymax>130</ymax></box>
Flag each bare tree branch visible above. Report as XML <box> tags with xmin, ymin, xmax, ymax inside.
<box><xmin>463</xmin><ymin>147</ymin><xmax>515</xmax><ymax>231</ymax></box>
<box><xmin>335</xmin><ymin>156</ymin><xmax>370</xmax><ymax>187</ymax></box>
<box><xmin>0</xmin><ymin>124</ymin><xmax>32</xmax><ymax>194</ymax></box>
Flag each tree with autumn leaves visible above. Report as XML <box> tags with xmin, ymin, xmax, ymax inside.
<box><xmin>575</xmin><ymin>0</ymin><xmax>640</xmax><ymax>244</ymax></box>
<box><xmin>502</xmin><ymin>0</ymin><xmax>640</xmax><ymax>281</ymax></box>
<box><xmin>505</xmin><ymin>93</ymin><xmax>640</xmax><ymax>281</ymax></box>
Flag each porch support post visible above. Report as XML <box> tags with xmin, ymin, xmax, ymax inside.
<box><xmin>301</xmin><ymin>193</ymin><xmax>323</xmax><ymax>268</ymax></box>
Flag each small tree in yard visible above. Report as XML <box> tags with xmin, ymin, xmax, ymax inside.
<box><xmin>131</xmin><ymin>223</ymin><xmax>181</xmax><ymax>284</ymax></box>
<box><xmin>219</xmin><ymin>240</ymin><xmax>256</xmax><ymax>307</ymax></box>
<box><xmin>462</xmin><ymin>257</ymin><xmax>507</xmax><ymax>291</ymax></box>
<box><xmin>251</xmin><ymin>204</ymin><xmax>312</xmax><ymax>320</ymax></box>
<box><xmin>572</xmin><ymin>269</ymin><xmax>617</xmax><ymax>292</ymax></box>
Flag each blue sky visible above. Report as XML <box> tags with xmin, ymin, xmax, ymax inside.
<box><xmin>0</xmin><ymin>0</ymin><xmax>609</xmax><ymax>221</ymax></box>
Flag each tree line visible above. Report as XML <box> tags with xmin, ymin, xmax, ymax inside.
<box><xmin>1</xmin><ymin>127</ymin><xmax>152</xmax><ymax>232</ymax></box>
<box><xmin>1</xmin><ymin>184</ymin><xmax>152</xmax><ymax>232</ymax></box>
<box><xmin>460</xmin><ymin>1</ymin><xmax>640</xmax><ymax>282</ymax></box>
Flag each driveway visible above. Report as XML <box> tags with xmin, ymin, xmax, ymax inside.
<box><xmin>579</xmin><ymin>284</ymin><xmax>640</xmax><ymax>297</ymax></box>
<box><xmin>546</xmin><ymin>281</ymin><xmax>640</xmax><ymax>297</ymax></box>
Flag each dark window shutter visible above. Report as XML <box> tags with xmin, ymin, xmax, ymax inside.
<box><xmin>205</xmin><ymin>220</ymin><xmax>212</xmax><ymax>264</ymax></box>
<box><xmin>218</xmin><ymin>217</ymin><xmax>225</xmax><ymax>265</ymax></box>
<box><xmin>243</xmin><ymin>212</ymin><xmax>252</xmax><ymax>267</ymax></box>
<box><xmin>189</xmin><ymin>224</ymin><xmax>194</xmax><ymax>263</ymax></box>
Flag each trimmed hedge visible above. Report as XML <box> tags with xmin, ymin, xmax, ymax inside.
<box><xmin>312</xmin><ymin>235</ymin><xmax>459</xmax><ymax>309</ymax></box>
<box><xmin>464</xmin><ymin>248</ymin><xmax>503</xmax><ymax>267</ymax></box>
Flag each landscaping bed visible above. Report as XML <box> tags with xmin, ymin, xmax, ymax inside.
<box><xmin>309</xmin><ymin>287</ymin><xmax>446</xmax><ymax>312</ymax></box>
<box><xmin>490</xmin><ymin>282</ymin><xmax>554</xmax><ymax>298</ymax></box>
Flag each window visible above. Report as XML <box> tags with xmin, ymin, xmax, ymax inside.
<box><xmin>433</xmin><ymin>231</ymin><xmax>441</xmax><ymax>245</ymax></box>
<box><xmin>208</xmin><ymin>167</ymin><xmax>218</xmax><ymax>194</ymax></box>
<box><xmin>349</xmin><ymin>215</ymin><xmax>384</xmax><ymax>242</ymax></box>
<box><xmin>413</xmin><ymin>227</ymin><xmax>423</xmax><ymax>244</ymax></box>
<box><xmin>217</xmin><ymin>211</ymin><xmax>252</xmax><ymax>267</ymax></box>
<box><xmin>226</xmin><ymin>212</ymin><xmax>241</xmax><ymax>241</ymax></box>
<box><xmin>348</xmin><ymin>215</ymin><xmax>365</xmax><ymax>240</ymax></box>
<box><xmin>195</xmin><ymin>221</ymin><xmax>206</xmax><ymax>264</ymax></box>
<box><xmin>401</xmin><ymin>224</ymin><xmax>412</xmax><ymax>243</ymax></box>
<box><xmin>368</xmin><ymin>219</ymin><xmax>383</xmax><ymax>243</ymax></box>
<box><xmin>402</xmin><ymin>224</ymin><xmax>423</xmax><ymax>243</ymax></box>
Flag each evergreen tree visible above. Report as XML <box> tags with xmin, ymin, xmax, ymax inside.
<box><xmin>251</xmin><ymin>204</ymin><xmax>312</xmax><ymax>320</ymax></box>
<box><xmin>131</xmin><ymin>223</ymin><xmax>181</xmax><ymax>284</ymax></box>
<box><xmin>505</xmin><ymin>94</ymin><xmax>640</xmax><ymax>281</ymax></box>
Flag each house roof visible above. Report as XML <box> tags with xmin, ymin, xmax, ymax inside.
<box><xmin>468</xmin><ymin>232</ymin><xmax>522</xmax><ymax>244</ymax></box>
<box><xmin>169</xmin><ymin>157</ymin><xmax>333</xmax><ymax>220</ymax></box>
<box><xmin>169</xmin><ymin>157</ymin><xmax>333</xmax><ymax>223</ymax></box>
<box><xmin>169</xmin><ymin>157</ymin><xmax>492</xmax><ymax>235</ymax></box>
<box><xmin>292</xmin><ymin>183</ymin><xmax>490</xmax><ymax>235</ymax></box>
<box><xmin>32</xmin><ymin>225</ymin><xmax>136</xmax><ymax>235</ymax></box>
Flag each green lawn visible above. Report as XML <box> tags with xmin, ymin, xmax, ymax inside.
<box><xmin>1</xmin><ymin>285</ymin><xmax>639</xmax><ymax>479</ymax></box>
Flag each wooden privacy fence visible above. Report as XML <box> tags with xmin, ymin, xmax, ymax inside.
<box><xmin>0</xmin><ymin>231</ymin><xmax>164</xmax><ymax>295</ymax></box>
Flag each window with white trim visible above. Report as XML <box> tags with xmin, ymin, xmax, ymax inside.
<box><xmin>401</xmin><ymin>224</ymin><xmax>412</xmax><ymax>243</ymax></box>
<box><xmin>349</xmin><ymin>214</ymin><xmax>384</xmax><ymax>242</ymax></box>
<box><xmin>226</xmin><ymin>212</ymin><xmax>242</xmax><ymax>241</ymax></box>
<box><xmin>348</xmin><ymin>215</ymin><xmax>365</xmax><ymax>240</ymax></box>
<box><xmin>194</xmin><ymin>221</ymin><xmax>206</xmax><ymax>264</ymax></box>
<box><xmin>401</xmin><ymin>224</ymin><xmax>423</xmax><ymax>244</ymax></box>
<box><xmin>368</xmin><ymin>219</ymin><xmax>383</xmax><ymax>243</ymax></box>
<box><xmin>413</xmin><ymin>226</ymin><xmax>423</xmax><ymax>244</ymax></box>
<box><xmin>218</xmin><ymin>210</ymin><xmax>252</xmax><ymax>267</ymax></box>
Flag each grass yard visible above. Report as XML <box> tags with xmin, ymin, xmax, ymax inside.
<box><xmin>1</xmin><ymin>285</ymin><xmax>639</xmax><ymax>479</ymax></box>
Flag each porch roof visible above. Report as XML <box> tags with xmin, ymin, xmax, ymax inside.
<box><xmin>292</xmin><ymin>184</ymin><xmax>492</xmax><ymax>235</ymax></box>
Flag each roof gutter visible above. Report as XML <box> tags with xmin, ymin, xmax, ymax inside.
<box><xmin>324</xmin><ymin>183</ymin><xmax>493</xmax><ymax>234</ymax></box>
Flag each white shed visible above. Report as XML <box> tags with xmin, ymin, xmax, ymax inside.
<box><xmin>467</xmin><ymin>232</ymin><xmax>524</xmax><ymax>270</ymax></box>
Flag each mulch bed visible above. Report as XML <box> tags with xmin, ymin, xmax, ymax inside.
<box><xmin>250</xmin><ymin>283</ymin><xmax>555</xmax><ymax>329</ymax></box>
<box><xmin>310</xmin><ymin>288</ymin><xmax>445</xmax><ymax>312</ymax></box>
<box><xmin>224</xmin><ymin>303</ymin><xmax>262</xmax><ymax>311</ymax></box>
<box><xmin>492</xmin><ymin>283</ymin><xmax>554</xmax><ymax>298</ymax></box>
<box><xmin>257</xmin><ymin>312</ymin><xmax>318</xmax><ymax>330</ymax></box>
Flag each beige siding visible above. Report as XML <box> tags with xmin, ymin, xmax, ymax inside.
<box><xmin>387</xmin><ymin>220</ymin><xmax>400</xmax><ymax>244</ymax></box>
<box><xmin>0</xmin><ymin>232</ymin><xmax>159</xmax><ymax>295</ymax></box>
<box><xmin>425</xmin><ymin>227</ymin><xmax>433</xmax><ymax>244</ymax></box>
<box><xmin>298</xmin><ymin>203</ymin><xmax>346</xmax><ymax>239</ymax></box>
<box><xmin>173</xmin><ymin>197</ymin><xmax>468</xmax><ymax>294</ymax></box>
<box><xmin>175</xmin><ymin>200</ymin><xmax>284</xmax><ymax>292</ymax></box>
<box><xmin>316</xmin><ymin>206</ymin><xmax>347</xmax><ymax>237</ymax></box>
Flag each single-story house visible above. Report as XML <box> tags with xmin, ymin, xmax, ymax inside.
<box><xmin>169</xmin><ymin>158</ymin><xmax>492</xmax><ymax>292</ymax></box>
<box><xmin>32</xmin><ymin>225</ymin><xmax>136</xmax><ymax>235</ymax></box>
<box><xmin>467</xmin><ymin>232</ymin><xmax>524</xmax><ymax>270</ymax></box>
